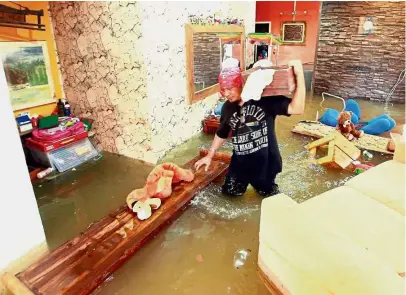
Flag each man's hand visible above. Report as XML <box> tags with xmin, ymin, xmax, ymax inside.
<box><xmin>287</xmin><ymin>60</ymin><xmax>306</xmax><ymax>115</ymax></box>
<box><xmin>194</xmin><ymin>155</ymin><xmax>213</xmax><ymax>172</ymax></box>
<box><xmin>288</xmin><ymin>60</ymin><xmax>304</xmax><ymax>76</ymax></box>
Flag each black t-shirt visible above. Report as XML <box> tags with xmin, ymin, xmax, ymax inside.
<box><xmin>216</xmin><ymin>96</ymin><xmax>292</xmax><ymax>183</ymax></box>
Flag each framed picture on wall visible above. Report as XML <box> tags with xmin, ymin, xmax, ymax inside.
<box><xmin>281</xmin><ymin>21</ymin><xmax>306</xmax><ymax>45</ymax></box>
<box><xmin>0</xmin><ymin>41</ymin><xmax>54</xmax><ymax>111</ymax></box>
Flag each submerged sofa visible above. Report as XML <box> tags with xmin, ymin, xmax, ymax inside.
<box><xmin>258</xmin><ymin>140</ymin><xmax>405</xmax><ymax>295</ymax></box>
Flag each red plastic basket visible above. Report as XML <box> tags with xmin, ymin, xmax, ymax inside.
<box><xmin>203</xmin><ymin>116</ymin><xmax>220</xmax><ymax>134</ymax></box>
<box><xmin>202</xmin><ymin>116</ymin><xmax>232</xmax><ymax>137</ymax></box>
<box><xmin>26</xmin><ymin>131</ymin><xmax>88</xmax><ymax>152</ymax></box>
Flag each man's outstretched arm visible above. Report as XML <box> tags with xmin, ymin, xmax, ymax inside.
<box><xmin>288</xmin><ymin>60</ymin><xmax>306</xmax><ymax>115</ymax></box>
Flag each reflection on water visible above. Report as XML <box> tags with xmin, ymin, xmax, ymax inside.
<box><xmin>33</xmin><ymin>95</ymin><xmax>404</xmax><ymax>295</ymax></box>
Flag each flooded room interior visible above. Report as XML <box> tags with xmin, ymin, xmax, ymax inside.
<box><xmin>0</xmin><ymin>1</ymin><xmax>405</xmax><ymax>295</ymax></box>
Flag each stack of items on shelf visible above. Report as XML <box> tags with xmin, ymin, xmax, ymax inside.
<box><xmin>19</xmin><ymin>99</ymin><xmax>99</xmax><ymax>178</ymax></box>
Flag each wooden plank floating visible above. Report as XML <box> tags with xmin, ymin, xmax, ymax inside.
<box><xmin>7</xmin><ymin>150</ymin><xmax>231</xmax><ymax>295</ymax></box>
<box><xmin>2</xmin><ymin>273</ymin><xmax>35</xmax><ymax>295</ymax></box>
<box><xmin>292</xmin><ymin>121</ymin><xmax>392</xmax><ymax>154</ymax></box>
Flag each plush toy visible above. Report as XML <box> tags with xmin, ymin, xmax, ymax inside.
<box><xmin>336</xmin><ymin>111</ymin><xmax>364</xmax><ymax>141</ymax></box>
<box><xmin>126</xmin><ymin>163</ymin><xmax>194</xmax><ymax>220</ymax></box>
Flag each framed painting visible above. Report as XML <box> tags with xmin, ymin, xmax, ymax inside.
<box><xmin>281</xmin><ymin>21</ymin><xmax>306</xmax><ymax>45</ymax></box>
<box><xmin>0</xmin><ymin>41</ymin><xmax>54</xmax><ymax>111</ymax></box>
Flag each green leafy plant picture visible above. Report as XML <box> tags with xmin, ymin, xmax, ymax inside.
<box><xmin>0</xmin><ymin>41</ymin><xmax>54</xmax><ymax>111</ymax></box>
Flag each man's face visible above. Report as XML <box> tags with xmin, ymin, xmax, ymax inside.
<box><xmin>220</xmin><ymin>87</ymin><xmax>242</xmax><ymax>103</ymax></box>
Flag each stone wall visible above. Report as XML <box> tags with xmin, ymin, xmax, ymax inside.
<box><xmin>139</xmin><ymin>2</ymin><xmax>255</xmax><ymax>161</ymax></box>
<box><xmin>49</xmin><ymin>2</ymin><xmax>156</xmax><ymax>162</ymax></box>
<box><xmin>193</xmin><ymin>33</ymin><xmax>221</xmax><ymax>90</ymax></box>
<box><xmin>49</xmin><ymin>1</ymin><xmax>256</xmax><ymax>163</ymax></box>
<box><xmin>313</xmin><ymin>1</ymin><xmax>405</xmax><ymax>103</ymax></box>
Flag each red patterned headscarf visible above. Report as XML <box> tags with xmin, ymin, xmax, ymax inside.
<box><xmin>218</xmin><ymin>58</ymin><xmax>242</xmax><ymax>89</ymax></box>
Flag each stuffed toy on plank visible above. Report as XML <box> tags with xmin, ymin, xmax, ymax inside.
<box><xmin>336</xmin><ymin>111</ymin><xmax>364</xmax><ymax>141</ymax></box>
<box><xmin>126</xmin><ymin>163</ymin><xmax>194</xmax><ymax>220</ymax></box>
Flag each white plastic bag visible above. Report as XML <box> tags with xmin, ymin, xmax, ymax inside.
<box><xmin>241</xmin><ymin>69</ymin><xmax>275</xmax><ymax>102</ymax></box>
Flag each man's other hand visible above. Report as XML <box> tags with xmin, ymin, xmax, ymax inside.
<box><xmin>288</xmin><ymin>60</ymin><xmax>304</xmax><ymax>76</ymax></box>
<box><xmin>194</xmin><ymin>156</ymin><xmax>212</xmax><ymax>172</ymax></box>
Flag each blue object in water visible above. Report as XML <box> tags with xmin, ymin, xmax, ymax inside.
<box><xmin>360</xmin><ymin>119</ymin><xmax>393</xmax><ymax>135</ymax></box>
<box><xmin>214</xmin><ymin>103</ymin><xmax>224</xmax><ymax>116</ymax></box>
<box><xmin>319</xmin><ymin>108</ymin><xmax>359</xmax><ymax>126</ymax></box>
<box><xmin>345</xmin><ymin>99</ymin><xmax>362</xmax><ymax>121</ymax></box>
<box><xmin>319</xmin><ymin>108</ymin><xmax>340</xmax><ymax>127</ymax></box>
<box><xmin>319</xmin><ymin>99</ymin><xmax>395</xmax><ymax>135</ymax></box>
<box><xmin>360</xmin><ymin>114</ymin><xmax>396</xmax><ymax>127</ymax></box>
<box><xmin>360</xmin><ymin>115</ymin><xmax>396</xmax><ymax>135</ymax></box>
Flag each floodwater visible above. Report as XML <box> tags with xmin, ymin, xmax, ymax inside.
<box><xmin>33</xmin><ymin>95</ymin><xmax>405</xmax><ymax>295</ymax></box>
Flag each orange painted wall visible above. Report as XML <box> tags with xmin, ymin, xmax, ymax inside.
<box><xmin>0</xmin><ymin>1</ymin><xmax>64</xmax><ymax>117</ymax></box>
<box><xmin>256</xmin><ymin>1</ymin><xmax>320</xmax><ymax>65</ymax></box>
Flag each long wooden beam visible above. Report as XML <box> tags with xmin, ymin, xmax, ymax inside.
<box><xmin>4</xmin><ymin>150</ymin><xmax>231</xmax><ymax>295</ymax></box>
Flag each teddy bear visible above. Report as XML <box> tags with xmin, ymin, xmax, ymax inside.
<box><xmin>336</xmin><ymin>111</ymin><xmax>364</xmax><ymax>141</ymax></box>
<box><xmin>126</xmin><ymin>163</ymin><xmax>194</xmax><ymax>220</ymax></box>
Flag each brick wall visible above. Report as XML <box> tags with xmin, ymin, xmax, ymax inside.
<box><xmin>314</xmin><ymin>1</ymin><xmax>405</xmax><ymax>103</ymax></box>
<box><xmin>193</xmin><ymin>33</ymin><xmax>221</xmax><ymax>90</ymax></box>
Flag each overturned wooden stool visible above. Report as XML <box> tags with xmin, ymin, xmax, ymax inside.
<box><xmin>305</xmin><ymin>131</ymin><xmax>361</xmax><ymax>170</ymax></box>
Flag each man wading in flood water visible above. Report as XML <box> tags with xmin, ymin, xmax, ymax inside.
<box><xmin>195</xmin><ymin>58</ymin><xmax>306</xmax><ymax>197</ymax></box>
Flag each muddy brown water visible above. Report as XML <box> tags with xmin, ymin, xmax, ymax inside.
<box><xmin>33</xmin><ymin>96</ymin><xmax>404</xmax><ymax>295</ymax></box>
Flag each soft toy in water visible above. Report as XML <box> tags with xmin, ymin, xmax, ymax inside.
<box><xmin>126</xmin><ymin>163</ymin><xmax>194</xmax><ymax>220</ymax></box>
<box><xmin>337</xmin><ymin>111</ymin><xmax>364</xmax><ymax>141</ymax></box>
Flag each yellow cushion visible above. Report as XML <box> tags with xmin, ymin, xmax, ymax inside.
<box><xmin>259</xmin><ymin>202</ymin><xmax>405</xmax><ymax>295</ymax></box>
<box><xmin>345</xmin><ymin>160</ymin><xmax>405</xmax><ymax>215</ymax></box>
<box><xmin>260</xmin><ymin>193</ymin><xmax>297</xmax><ymax>243</ymax></box>
<box><xmin>258</xmin><ymin>244</ymin><xmax>331</xmax><ymax>295</ymax></box>
<box><xmin>300</xmin><ymin>186</ymin><xmax>405</xmax><ymax>274</ymax></box>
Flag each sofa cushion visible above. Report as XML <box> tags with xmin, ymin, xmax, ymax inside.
<box><xmin>259</xmin><ymin>200</ymin><xmax>405</xmax><ymax>295</ymax></box>
<box><xmin>299</xmin><ymin>186</ymin><xmax>405</xmax><ymax>274</ymax></box>
<box><xmin>345</xmin><ymin>160</ymin><xmax>405</xmax><ymax>215</ymax></box>
<box><xmin>258</xmin><ymin>243</ymin><xmax>331</xmax><ymax>295</ymax></box>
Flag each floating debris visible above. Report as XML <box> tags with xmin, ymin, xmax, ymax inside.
<box><xmin>362</xmin><ymin>150</ymin><xmax>373</xmax><ymax>161</ymax></box>
<box><xmin>233</xmin><ymin>249</ymin><xmax>251</xmax><ymax>269</ymax></box>
<box><xmin>196</xmin><ymin>254</ymin><xmax>204</xmax><ymax>263</ymax></box>
<box><xmin>105</xmin><ymin>275</ymin><xmax>114</xmax><ymax>283</ymax></box>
